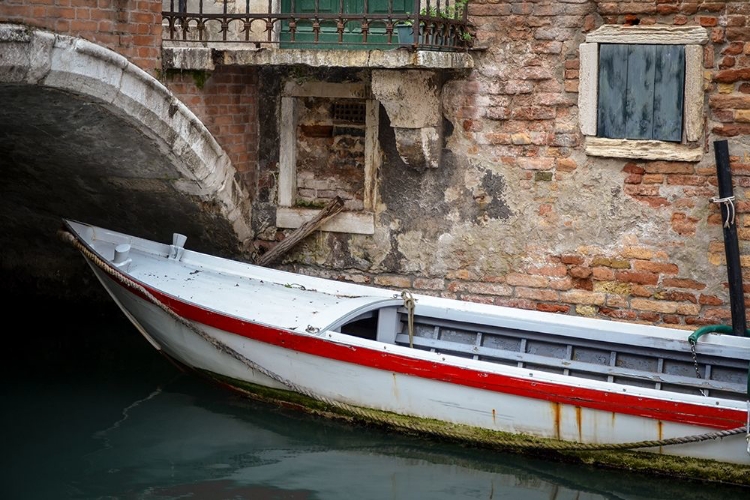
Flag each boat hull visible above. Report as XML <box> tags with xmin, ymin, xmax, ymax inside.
<box><xmin>88</xmin><ymin>263</ymin><xmax>750</xmax><ymax>469</ymax></box>
<box><xmin>60</xmin><ymin>219</ymin><xmax>749</xmax><ymax>484</ymax></box>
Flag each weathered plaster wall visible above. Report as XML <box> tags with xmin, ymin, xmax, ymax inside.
<box><xmin>259</xmin><ymin>1</ymin><xmax>750</xmax><ymax>330</ymax></box>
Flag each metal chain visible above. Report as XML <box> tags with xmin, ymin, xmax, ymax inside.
<box><xmin>689</xmin><ymin>339</ymin><xmax>708</xmax><ymax>397</ymax></box>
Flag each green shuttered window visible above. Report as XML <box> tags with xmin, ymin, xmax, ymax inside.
<box><xmin>597</xmin><ymin>44</ymin><xmax>685</xmax><ymax>143</ymax></box>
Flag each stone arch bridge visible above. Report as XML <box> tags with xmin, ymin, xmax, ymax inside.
<box><xmin>0</xmin><ymin>24</ymin><xmax>253</xmax><ymax>300</ymax></box>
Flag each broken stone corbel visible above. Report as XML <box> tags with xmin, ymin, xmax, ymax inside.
<box><xmin>371</xmin><ymin>69</ymin><xmax>443</xmax><ymax>171</ymax></box>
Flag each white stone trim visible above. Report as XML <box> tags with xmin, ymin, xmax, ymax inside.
<box><xmin>684</xmin><ymin>44</ymin><xmax>704</xmax><ymax>142</ymax></box>
<box><xmin>585</xmin><ymin>137</ymin><xmax>703</xmax><ymax>162</ymax></box>
<box><xmin>363</xmin><ymin>99</ymin><xmax>380</xmax><ymax>211</ymax></box>
<box><xmin>585</xmin><ymin>25</ymin><xmax>709</xmax><ymax>45</ymax></box>
<box><xmin>578</xmin><ymin>43</ymin><xmax>598</xmax><ymax>137</ymax></box>
<box><xmin>163</xmin><ymin>44</ymin><xmax>474</xmax><ymax>71</ymax></box>
<box><xmin>279</xmin><ymin>96</ymin><xmax>297</xmax><ymax>207</ymax></box>
<box><xmin>277</xmin><ymin>208</ymin><xmax>375</xmax><ymax>234</ymax></box>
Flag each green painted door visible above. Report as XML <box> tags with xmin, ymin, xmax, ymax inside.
<box><xmin>281</xmin><ymin>0</ymin><xmax>410</xmax><ymax>49</ymax></box>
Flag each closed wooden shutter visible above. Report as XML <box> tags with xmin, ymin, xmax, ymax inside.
<box><xmin>597</xmin><ymin>44</ymin><xmax>685</xmax><ymax>142</ymax></box>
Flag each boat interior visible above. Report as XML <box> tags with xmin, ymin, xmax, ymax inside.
<box><xmin>336</xmin><ymin>304</ymin><xmax>750</xmax><ymax>401</ymax></box>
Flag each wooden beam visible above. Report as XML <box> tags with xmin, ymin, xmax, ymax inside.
<box><xmin>257</xmin><ymin>196</ymin><xmax>345</xmax><ymax>267</ymax></box>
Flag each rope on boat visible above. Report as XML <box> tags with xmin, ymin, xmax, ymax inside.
<box><xmin>60</xmin><ymin>229</ymin><xmax>748</xmax><ymax>454</ymax></box>
<box><xmin>401</xmin><ymin>290</ymin><xmax>416</xmax><ymax>348</ymax></box>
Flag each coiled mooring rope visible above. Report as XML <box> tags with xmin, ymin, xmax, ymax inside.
<box><xmin>60</xmin><ymin>229</ymin><xmax>747</xmax><ymax>453</ymax></box>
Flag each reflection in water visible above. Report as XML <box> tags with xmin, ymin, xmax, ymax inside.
<box><xmin>1</xmin><ymin>300</ymin><xmax>748</xmax><ymax>500</ymax></box>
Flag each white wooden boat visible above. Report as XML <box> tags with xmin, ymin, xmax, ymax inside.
<box><xmin>60</xmin><ymin>219</ymin><xmax>750</xmax><ymax>484</ymax></box>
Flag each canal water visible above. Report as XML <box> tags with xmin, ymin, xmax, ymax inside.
<box><xmin>2</xmin><ymin>298</ymin><xmax>747</xmax><ymax>500</ymax></box>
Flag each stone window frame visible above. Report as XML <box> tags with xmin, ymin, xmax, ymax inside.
<box><xmin>578</xmin><ymin>25</ymin><xmax>708</xmax><ymax>162</ymax></box>
<box><xmin>277</xmin><ymin>81</ymin><xmax>379</xmax><ymax>235</ymax></box>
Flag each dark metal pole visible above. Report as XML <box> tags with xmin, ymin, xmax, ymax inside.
<box><xmin>713</xmin><ymin>139</ymin><xmax>747</xmax><ymax>336</ymax></box>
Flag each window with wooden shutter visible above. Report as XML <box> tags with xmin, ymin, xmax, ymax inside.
<box><xmin>578</xmin><ymin>25</ymin><xmax>707</xmax><ymax>162</ymax></box>
<box><xmin>597</xmin><ymin>44</ymin><xmax>685</xmax><ymax>143</ymax></box>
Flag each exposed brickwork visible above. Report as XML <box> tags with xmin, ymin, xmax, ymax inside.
<box><xmin>0</xmin><ymin>0</ymin><xmax>162</xmax><ymax>73</ymax></box>
<box><xmin>295</xmin><ymin>98</ymin><xmax>366</xmax><ymax>210</ymax></box>
<box><xmin>165</xmin><ymin>67</ymin><xmax>259</xmax><ymax>193</ymax></box>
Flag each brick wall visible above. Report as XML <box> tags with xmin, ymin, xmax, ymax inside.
<box><xmin>165</xmin><ymin>67</ymin><xmax>259</xmax><ymax>192</ymax></box>
<box><xmin>296</xmin><ymin>97</ymin><xmax>366</xmax><ymax>210</ymax></box>
<box><xmin>417</xmin><ymin>0</ymin><xmax>750</xmax><ymax>327</ymax></box>
<box><xmin>0</xmin><ymin>0</ymin><xmax>162</xmax><ymax>73</ymax></box>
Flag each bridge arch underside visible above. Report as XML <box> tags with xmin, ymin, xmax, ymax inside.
<box><xmin>0</xmin><ymin>25</ymin><xmax>252</xmax><ymax>301</ymax></box>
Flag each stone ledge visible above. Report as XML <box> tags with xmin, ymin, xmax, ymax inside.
<box><xmin>584</xmin><ymin>137</ymin><xmax>704</xmax><ymax>162</ymax></box>
<box><xmin>162</xmin><ymin>43</ymin><xmax>474</xmax><ymax>71</ymax></box>
<box><xmin>585</xmin><ymin>25</ymin><xmax>709</xmax><ymax>45</ymax></box>
<box><xmin>277</xmin><ymin>207</ymin><xmax>375</xmax><ymax>235</ymax></box>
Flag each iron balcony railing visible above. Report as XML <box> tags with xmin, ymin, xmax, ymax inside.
<box><xmin>162</xmin><ymin>0</ymin><xmax>472</xmax><ymax>51</ymax></box>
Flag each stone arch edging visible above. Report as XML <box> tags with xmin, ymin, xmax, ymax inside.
<box><xmin>0</xmin><ymin>23</ymin><xmax>253</xmax><ymax>246</ymax></box>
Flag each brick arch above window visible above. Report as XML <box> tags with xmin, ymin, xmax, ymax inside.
<box><xmin>578</xmin><ymin>25</ymin><xmax>708</xmax><ymax>162</ymax></box>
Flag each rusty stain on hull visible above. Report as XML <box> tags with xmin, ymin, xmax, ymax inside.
<box><xmin>575</xmin><ymin>406</ymin><xmax>582</xmax><ymax>443</ymax></box>
<box><xmin>658</xmin><ymin>420</ymin><xmax>664</xmax><ymax>454</ymax></box>
<box><xmin>552</xmin><ymin>401</ymin><xmax>561</xmax><ymax>439</ymax></box>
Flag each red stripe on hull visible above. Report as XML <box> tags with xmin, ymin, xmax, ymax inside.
<box><xmin>116</xmin><ymin>269</ymin><xmax>748</xmax><ymax>430</ymax></box>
